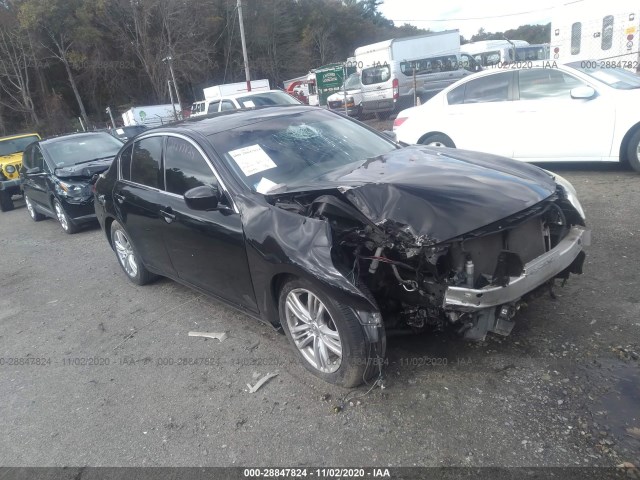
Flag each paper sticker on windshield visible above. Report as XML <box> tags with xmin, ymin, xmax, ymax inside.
<box><xmin>228</xmin><ymin>144</ymin><xmax>276</xmax><ymax>177</ymax></box>
<box><xmin>116</xmin><ymin>128</ymin><xmax>125</xmax><ymax>135</ymax></box>
<box><xmin>243</xmin><ymin>100</ymin><xmax>256</xmax><ymax>108</ymax></box>
<box><xmin>255</xmin><ymin>177</ymin><xmax>278</xmax><ymax>194</ymax></box>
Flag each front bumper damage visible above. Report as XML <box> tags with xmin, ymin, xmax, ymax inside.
<box><xmin>443</xmin><ymin>226</ymin><xmax>590</xmax><ymax>340</ymax></box>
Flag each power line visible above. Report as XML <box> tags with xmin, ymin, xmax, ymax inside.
<box><xmin>390</xmin><ymin>7</ymin><xmax>554</xmax><ymax>23</ymax></box>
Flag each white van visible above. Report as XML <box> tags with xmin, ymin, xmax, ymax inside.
<box><xmin>460</xmin><ymin>40</ymin><xmax>530</xmax><ymax>67</ymax></box>
<box><xmin>326</xmin><ymin>73</ymin><xmax>364</xmax><ymax>117</ymax></box>
<box><xmin>355</xmin><ymin>31</ymin><xmax>480</xmax><ymax>120</ymax></box>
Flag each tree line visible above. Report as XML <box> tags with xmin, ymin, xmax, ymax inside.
<box><xmin>0</xmin><ymin>0</ymin><xmax>549</xmax><ymax>136</ymax></box>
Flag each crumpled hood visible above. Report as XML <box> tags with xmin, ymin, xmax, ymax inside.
<box><xmin>55</xmin><ymin>157</ymin><xmax>114</xmax><ymax>179</ymax></box>
<box><xmin>282</xmin><ymin>146</ymin><xmax>557</xmax><ymax>244</ymax></box>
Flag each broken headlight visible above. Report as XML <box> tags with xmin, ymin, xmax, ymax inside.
<box><xmin>552</xmin><ymin>173</ymin><xmax>585</xmax><ymax>221</ymax></box>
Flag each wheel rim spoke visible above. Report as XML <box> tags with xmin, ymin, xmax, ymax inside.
<box><xmin>285</xmin><ymin>289</ymin><xmax>342</xmax><ymax>373</ymax></box>
<box><xmin>286</xmin><ymin>294</ymin><xmax>312</xmax><ymax>324</ymax></box>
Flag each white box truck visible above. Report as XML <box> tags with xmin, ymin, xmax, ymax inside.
<box><xmin>203</xmin><ymin>79</ymin><xmax>270</xmax><ymax>101</ymax></box>
<box><xmin>355</xmin><ymin>30</ymin><xmax>480</xmax><ymax>119</ymax></box>
<box><xmin>121</xmin><ymin>104</ymin><xmax>181</xmax><ymax>127</ymax></box>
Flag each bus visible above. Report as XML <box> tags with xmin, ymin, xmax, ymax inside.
<box><xmin>550</xmin><ymin>0</ymin><xmax>640</xmax><ymax>71</ymax></box>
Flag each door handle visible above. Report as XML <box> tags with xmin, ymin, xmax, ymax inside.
<box><xmin>114</xmin><ymin>193</ymin><xmax>125</xmax><ymax>204</ymax></box>
<box><xmin>160</xmin><ymin>207</ymin><xmax>175</xmax><ymax>223</ymax></box>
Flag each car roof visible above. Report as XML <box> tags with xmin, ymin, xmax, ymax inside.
<box><xmin>148</xmin><ymin>105</ymin><xmax>332</xmax><ymax>138</ymax></box>
<box><xmin>40</xmin><ymin>131</ymin><xmax>116</xmax><ymax>145</ymax></box>
<box><xmin>0</xmin><ymin>133</ymin><xmax>40</xmax><ymax>142</ymax></box>
<box><xmin>220</xmin><ymin>89</ymin><xmax>290</xmax><ymax>100</ymax></box>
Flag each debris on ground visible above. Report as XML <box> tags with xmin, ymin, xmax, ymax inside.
<box><xmin>188</xmin><ymin>331</ymin><xmax>227</xmax><ymax>342</ymax></box>
<box><xmin>246</xmin><ymin>372</ymin><xmax>278</xmax><ymax>393</ymax></box>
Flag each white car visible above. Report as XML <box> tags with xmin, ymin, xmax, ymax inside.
<box><xmin>393</xmin><ymin>61</ymin><xmax>640</xmax><ymax>172</ymax></box>
<box><xmin>192</xmin><ymin>90</ymin><xmax>300</xmax><ymax>117</ymax></box>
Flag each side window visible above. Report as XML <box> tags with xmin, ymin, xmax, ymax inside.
<box><xmin>33</xmin><ymin>147</ymin><xmax>45</xmax><ymax>170</ymax></box>
<box><xmin>207</xmin><ymin>101</ymin><xmax>220</xmax><ymax>114</ymax></box>
<box><xmin>571</xmin><ymin>22</ymin><xmax>582</xmax><ymax>55</ymax></box>
<box><xmin>119</xmin><ymin>144</ymin><xmax>133</xmax><ymax>181</ymax></box>
<box><xmin>601</xmin><ymin>15</ymin><xmax>614</xmax><ymax>50</ymax></box>
<box><xmin>164</xmin><ymin>137</ymin><xmax>217</xmax><ymax>196</ymax></box>
<box><xmin>518</xmin><ymin>69</ymin><xmax>584</xmax><ymax>100</ymax></box>
<box><xmin>463</xmin><ymin>73</ymin><xmax>511</xmax><ymax>103</ymax></box>
<box><xmin>22</xmin><ymin>146</ymin><xmax>33</xmax><ymax>169</ymax></box>
<box><xmin>447</xmin><ymin>84</ymin><xmax>465</xmax><ymax>105</ymax></box>
<box><xmin>130</xmin><ymin>136</ymin><xmax>163</xmax><ymax>189</ymax></box>
<box><xmin>220</xmin><ymin>100</ymin><xmax>236</xmax><ymax>111</ymax></box>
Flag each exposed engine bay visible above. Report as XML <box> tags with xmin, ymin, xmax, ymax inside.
<box><xmin>269</xmin><ymin>187</ymin><xmax>587</xmax><ymax>341</ymax></box>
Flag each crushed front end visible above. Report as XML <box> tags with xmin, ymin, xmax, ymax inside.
<box><xmin>270</xmin><ymin>180</ymin><xmax>589</xmax><ymax>342</ymax></box>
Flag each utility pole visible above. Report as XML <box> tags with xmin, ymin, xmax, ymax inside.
<box><xmin>105</xmin><ymin>106</ymin><xmax>116</xmax><ymax>129</ymax></box>
<box><xmin>167</xmin><ymin>80</ymin><xmax>178</xmax><ymax>121</ymax></box>
<box><xmin>237</xmin><ymin>0</ymin><xmax>251</xmax><ymax>92</ymax></box>
<box><xmin>163</xmin><ymin>55</ymin><xmax>183</xmax><ymax>117</ymax></box>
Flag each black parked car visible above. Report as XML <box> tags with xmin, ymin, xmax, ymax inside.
<box><xmin>21</xmin><ymin>132</ymin><xmax>124</xmax><ymax>233</ymax></box>
<box><xmin>94</xmin><ymin>106</ymin><xmax>589</xmax><ymax>387</ymax></box>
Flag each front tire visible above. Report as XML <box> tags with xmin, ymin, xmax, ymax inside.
<box><xmin>626</xmin><ymin>128</ymin><xmax>640</xmax><ymax>173</ymax></box>
<box><xmin>53</xmin><ymin>198</ymin><xmax>78</xmax><ymax>234</ymax></box>
<box><xmin>110</xmin><ymin>220</ymin><xmax>158</xmax><ymax>285</ymax></box>
<box><xmin>420</xmin><ymin>133</ymin><xmax>455</xmax><ymax>148</ymax></box>
<box><xmin>25</xmin><ymin>194</ymin><xmax>45</xmax><ymax>221</ymax></box>
<box><xmin>279</xmin><ymin>278</ymin><xmax>383</xmax><ymax>387</ymax></box>
<box><xmin>0</xmin><ymin>191</ymin><xmax>14</xmax><ymax>212</ymax></box>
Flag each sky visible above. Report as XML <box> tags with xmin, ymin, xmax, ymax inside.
<box><xmin>378</xmin><ymin>0</ymin><xmax>563</xmax><ymax>39</ymax></box>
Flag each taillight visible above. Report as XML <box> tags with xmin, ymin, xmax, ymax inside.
<box><xmin>392</xmin><ymin>78</ymin><xmax>399</xmax><ymax>100</ymax></box>
<box><xmin>393</xmin><ymin>117</ymin><xmax>406</xmax><ymax>129</ymax></box>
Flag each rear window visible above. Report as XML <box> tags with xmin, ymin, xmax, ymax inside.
<box><xmin>362</xmin><ymin>65</ymin><xmax>390</xmax><ymax>85</ymax></box>
<box><xmin>462</xmin><ymin>73</ymin><xmax>511</xmax><ymax>103</ymax></box>
<box><xmin>236</xmin><ymin>91</ymin><xmax>300</xmax><ymax>108</ymax></box>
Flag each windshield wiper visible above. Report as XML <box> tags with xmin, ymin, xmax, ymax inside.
<box><xmin>73</xmin><ymin>155</ymin><xmax>116</xmax><ymax>165</ymax></box>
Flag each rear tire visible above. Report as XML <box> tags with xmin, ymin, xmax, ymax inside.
<box><xmin>110</xmin><ymin>220</ymin><xmax>158</xmax><ymax>285</ymax></box>
<box><xmin>0</xmin><ymin>191</ymin><xmax>14</xmax><ymax>212</ymax></box>
<box><xmin>279</xmin><ymin>277</ymin><xmax>384</xmax><ymax>387</ymax></box>
<box><xmin>25</xmin><ymin>194</ymin><xmax>45</xmax><ymax>221</ymax></box>
<box><xmin>420</xmin><ymin>133</ymin><xmax>455</xmax><ymax>148</ymax></box>
<box><xmin>626</xmin><ymin>129</ymin><xmax>640</xmax><ymax>173</ymax></box>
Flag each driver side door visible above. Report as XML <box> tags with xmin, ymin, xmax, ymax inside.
<box><xmin>159</xmin><ymin>135</ymin><xmax>257</xmax><ymax>312</ymax></box>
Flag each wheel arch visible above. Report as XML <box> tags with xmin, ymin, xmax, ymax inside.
<box><xmin>619</xmin><ymin>121</ymin><xmax>640</xmax><ymax>163</ymax></box>
<box><xmin>265</xmin><ymin>269</ymin><xmax>378</xmax><ymax>328</ymax></box>
<box><xmin>417</xmin><ymin>131</ymin><xmax>455</xmax><ymax>146</ymax></box>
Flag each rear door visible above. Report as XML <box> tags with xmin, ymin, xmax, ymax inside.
<box><xmin>361</xmin><ymin>64</ymin><xmax>394</xmax><ymax>112</ymax></box>
<box><xmin>159</xmin><ymin>135</ymin><xmax>257</xmax><ymax>310</ymax></box>
<box><xmin>113</xmin><ymin>135</ymin><xmax>176</xmax><ymax>276</ymax></box>
<box><xmin>22</xmin><ymin>145</ymin><xmax>50</xmax><ymax>210</ymax></box>
<box><xmin>441</xmin><ymin>71</ymin><xmax>516</xmax><ymax>157</ymax></box>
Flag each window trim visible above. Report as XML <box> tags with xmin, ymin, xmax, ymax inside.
<box><xmin>118</xmin><ymin>132</ymin><xmax>238</xmax><ymax>213</ymax></box>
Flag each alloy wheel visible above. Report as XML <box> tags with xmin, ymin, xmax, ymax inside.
<box><xmin>284</xmin><ymin>288</ymin><xmax>342</xmax><ymax>373</ymax></box>
<box><xmin>113</xmin><ymin>229</ymin><xmax>138</xmax><ymax>278</ymax></box>
<box><xmin>25</xmin><ymin>196</ymin><xmax>36</xmax><ymax>219</ymax></box>
<box><xmin>54</xmin><ymin>201</ymin><xmax>69</xmax><ymax>231</ymax></box>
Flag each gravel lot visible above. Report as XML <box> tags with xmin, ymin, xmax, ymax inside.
<box><xmin>1</xmin><ymin>134</ymin><xmax>639</xmax><ymax>467</ymax></box>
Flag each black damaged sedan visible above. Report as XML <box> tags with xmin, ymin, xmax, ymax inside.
<box><xmin>20</xmin><ymin>132</ymin><xmax>124</xmax><ymax>233</ymax></box>
<box><xmin>94</xmin><ymin>106</ymin><xmax>589</xmax><ymax>387</ymax></box>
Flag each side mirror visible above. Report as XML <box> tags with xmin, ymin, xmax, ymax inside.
<box><xmin>570</xmin><ymin>86</ymin><xmax>596</xmax><ymax>99</ymax></box>
<box><xmin>381</xmin><ymin>130</ymin><xmax>397</xmax><ymax>142</ymax></box>
<box><xmin>184</xmin><ymin>185</ymin><xmax>220</xmax><ymax>211</ymax></box>
<box><xmin>25</xmin><ymin>167</ymin><xmax>42</xmax><ymax>175</ymax></box>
